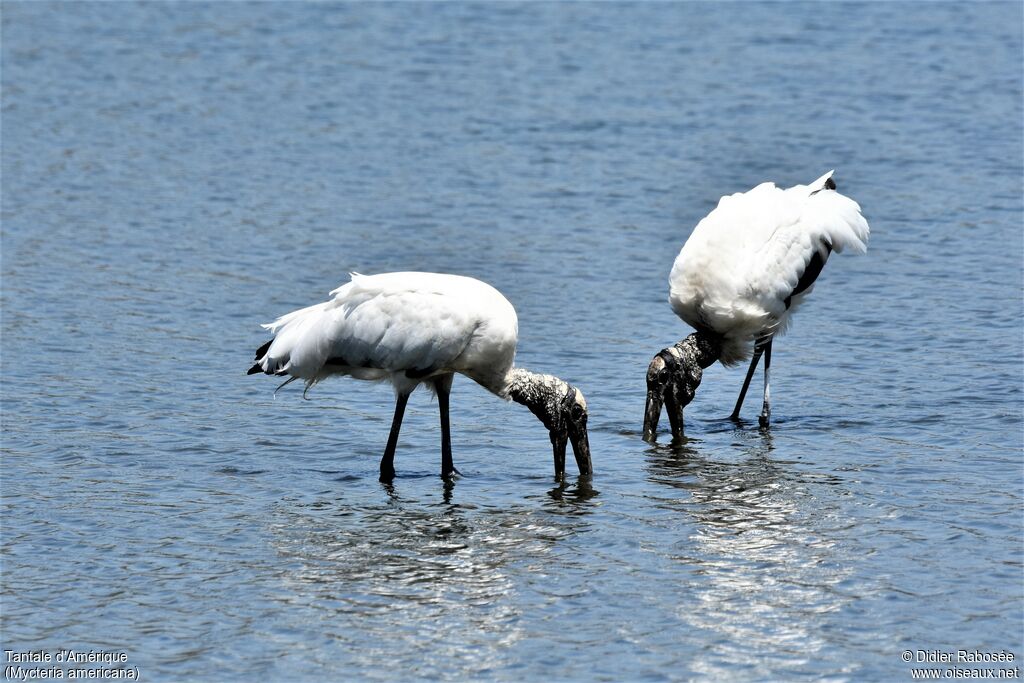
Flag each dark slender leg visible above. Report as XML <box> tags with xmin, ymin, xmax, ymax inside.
<box><xmin>433</xmin><ymin>374</ymin><xmax>459</xmax><ymax>479</ymax></box>
<box><xmin>731</xmin><ymin>343</ymin><xmax>765</xmax><ymax>420</ymax></box>
<box><xmin>759</xmin><ymin>339</ymin><xmax>773</xmax><ymax>428</ymax></box>
<box><xmin>379</xmin><ymin>392</ymin><xmax>410</xmax><ymax>482</ymax></box>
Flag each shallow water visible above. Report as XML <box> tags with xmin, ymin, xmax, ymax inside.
<box><xmin>2</xmin><ymin>2</ymin><xmax>1022</xmax><ymax>681</ymax></box>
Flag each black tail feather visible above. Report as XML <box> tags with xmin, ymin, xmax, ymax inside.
<box><xmin>247</xmin><ymin>363</ymin><xmax>263</xmax><ymax>375</ymax></box>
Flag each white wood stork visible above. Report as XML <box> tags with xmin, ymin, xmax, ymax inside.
<box><xmin>248</xmin><ymin>272</ymin><xmax>592</xmax><ymax>481</ymax></box>
<box><xmin>643</xmin><ymin>171</ymin><xmax>870</xmax><ymax>440</ymax></box>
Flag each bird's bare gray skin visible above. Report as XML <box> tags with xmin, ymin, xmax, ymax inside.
<box><xmin>642</xmin><ymin>331</ymin><xmax>721</xmax><ymax>442</ymax></box>
<box><xmin>505</xmin><ymin>368</ymin><xmax>592</xmax><ymax>478</ymax></box>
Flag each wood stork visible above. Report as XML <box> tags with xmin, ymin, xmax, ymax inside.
<box><xmin>643</xmin><ymin>171</ymin><xmax>870</xmax><ymax>440</ymax></box>
<box><xmin>248</xmin><ymin>272</ymin><xmax>592</xmax><ymax>482</ymax></box>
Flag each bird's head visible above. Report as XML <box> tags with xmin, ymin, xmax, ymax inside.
<box><xmin>535</xmin><ymin>383</ymin><xmax>591</xmax><ymax>479</ymax></box>
<box><xmin>552</xmin><ymin>384</ymin><xmax>591</xmax><ymax>478</ymax></box>
<box><xmin>643</xmin><ymin>347</ymin><xmax>703</xmax><ymax>442</ymax></box>
<box><xmin>506</xmin><ymin>370</ymin><xmax>592</xmax><ymax>477</ymax></box>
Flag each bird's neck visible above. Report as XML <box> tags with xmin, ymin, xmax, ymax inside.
<box><xmin>502</xmin><ymin>368</ymin><xmax>569</xmax><ymax>429</ymax></box>
<box><xmin>674</xmin><ymin>331</ymin><xmax>722</xmax><ymax>370</ymax></box>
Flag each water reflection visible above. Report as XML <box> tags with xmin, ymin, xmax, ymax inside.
<box><xmin>264</xmin><ymin>485</ymin><xmax>592</xmax><ymax>679</ymax></box>
<box><xmin>646</xmin><ymin>429</ymin><xmax>855</xmax><ymax>679</ymax></box>
<box><xmin>380</xmin><ymin>476</ymin><xmax>459</xmax><ymax>505</ymax></box>
<box><xmin>544</xmin><ymin>476</ymin><xmax>600</xmax><ymax>512</ymax></box>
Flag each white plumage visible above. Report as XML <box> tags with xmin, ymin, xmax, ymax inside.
<box><xmin>644</xmin><ymin>171</ymin><xmax>870</xmax><ymax>439</ymax></box>
<box><xmin>258</xmin><ymin>272</ymin><xmax>518</xmax><ymax>395</ymax></box>
<box><xmin>669</xmin><ymin>171</ymin><xmax>869</xmax><ymax>366</ymax></box>
<box><xmin>250</xmin><ymin>272</ymin><xmax>591</xmax><ymax>482</ymax></box>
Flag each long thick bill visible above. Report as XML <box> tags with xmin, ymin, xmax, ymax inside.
<box><xmin>569</xmin><ymin>428</ymin><xmax>592</xmax><ymax>476</ymax></box>
<box><xmin>643</xmin><ymin>389</ymin><xmax>663</xmax><ymax>442</ymax></box>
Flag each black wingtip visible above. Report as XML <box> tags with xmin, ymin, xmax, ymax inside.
<box><xmin>250</xmin><ymin>339</ymin><xmax>273</xmax><ymax>374</ymax></box>
<box><xmin>825</xmin><ymin>176</ymin><xmax>837</xmax><ymax>190</ymax></box>
<box><xmin>254</xmin><ymin>339</ymin><xmax>272</xmax><ymax>361</ymax></box>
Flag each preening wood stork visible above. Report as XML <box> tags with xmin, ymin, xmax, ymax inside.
<box><xmin>643</xmin><ymin>171</ymin><xmax>870</xmax><ymax>440</ymax></box>
<box><xmin>248</xmin><ymin>272</ymin><xmax>592</xmax><ymax>482</ymax></box>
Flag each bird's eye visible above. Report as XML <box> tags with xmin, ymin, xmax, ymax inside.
<box><xmin>571</xmin><ymin>404</ymin><xmax>584</xmax><ymax>420</ymax></box>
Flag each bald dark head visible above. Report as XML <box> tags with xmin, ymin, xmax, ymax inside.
<box><xmin>643</xmin><ymin>332</ymin><xmax>722</xmax><ymax>442</ymax></box>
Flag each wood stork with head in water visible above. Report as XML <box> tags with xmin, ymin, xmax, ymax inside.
<box><xmin>643</xmin><ymin>171</ymin><xmax>870</xmax><ymax>440</ymax></box>
<box><xmin>249</xmin><ymin>272</ymin><xmax>592</xmax><ymax>482</ymax></box>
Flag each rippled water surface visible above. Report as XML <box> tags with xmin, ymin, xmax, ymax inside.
<box><xmin>3</xmin><ymin>2</ymin><xmax>1022</xmax><ymax>681</ymax></box>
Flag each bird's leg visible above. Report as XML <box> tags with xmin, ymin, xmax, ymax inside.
<box><xmin>730</xmin><ymin>341</ymin><xmax>766</xmax><ymax>421</ymax></box>
<box><xmin>759</xmin><ymin>339</ymin><xmax>773</xmax><ymax>428</ymax></box>
<box><xmin>379</xmin><ymin>391</ymin><xmax>410</xmax><ymax>483</ymax></box>
<box><xmin>432</xmin><ymin>374</ymin><xmax>460</xmax><ymax>479</ymax></box>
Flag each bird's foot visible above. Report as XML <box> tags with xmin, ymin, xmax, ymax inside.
<box><xmin>379</xmin><ymin>467</ymin><xmax>396</xmax><ymax>483</ymax></box>
<box><xmin>758</xmin><ymin>410</ymin><xmax>771</xmax><ymax>429</ymax></box>
<box><xmin>441</xmin><ymin>466</ymin><xmax>462</xmax><ymax>481</ymax></box>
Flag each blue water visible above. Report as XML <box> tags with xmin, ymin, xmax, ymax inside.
<box><xmin>2</xmin><ymin>2</ymin><xmax>1022</xmax><ymax>681</ymax></box>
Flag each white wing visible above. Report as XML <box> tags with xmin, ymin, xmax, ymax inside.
<box><xmin>669</xmin><ymin>172</ymin><xmax>869</xmax><ymax>365</ymax></box>
<box><xmin>256</xmin><ymin>272</ymin><xmax>519</xmax><ymax>392</ymax></box>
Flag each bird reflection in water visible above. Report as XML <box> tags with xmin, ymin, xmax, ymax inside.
<box><xmin>379</xmin><ymin>472</ymin><xmax>599</xmax><ymax>510</ymax></box>
<box><xmin>379</xmin><ymin>476</ymin><xmax>460</xmax><ymax>505</ymax></box>
<box><xmin>265</xmin><ymin>475</ymin><xmax>597</xmax><ymax>678</ymax></box>
<box><xmin>645</xmin><ymin>428</ymin><xmax>856</xmax><ymax>678</ymax></box>
<box><xmin>545</xmin><ymin>476</ymin><xmax>599</xmax><ymax>512</ymax></box>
